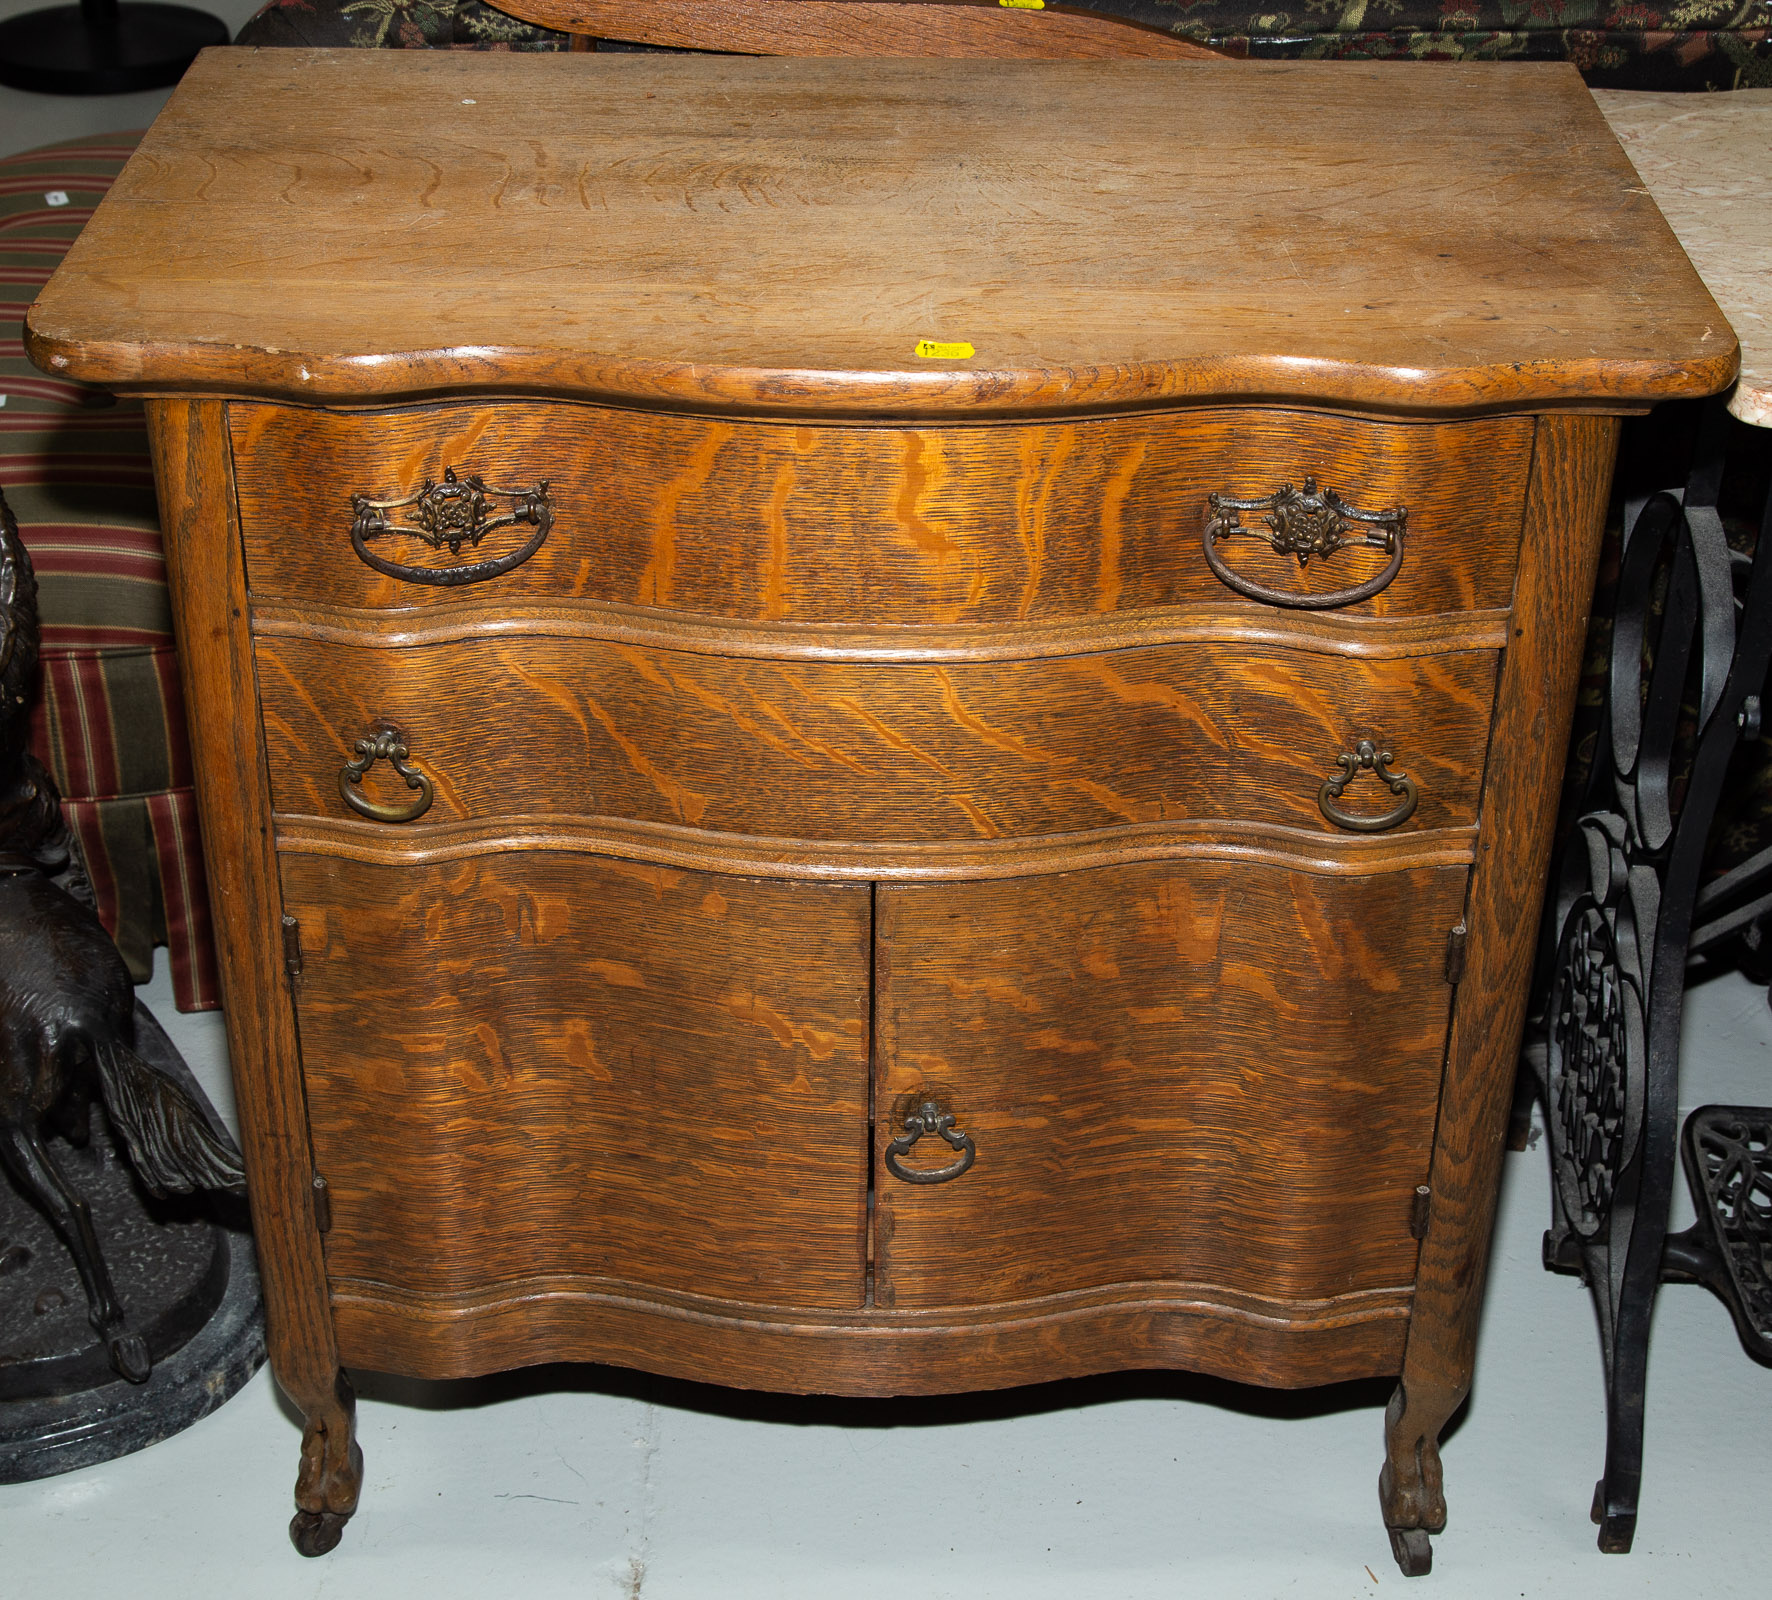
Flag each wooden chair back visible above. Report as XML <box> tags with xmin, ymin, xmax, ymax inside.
<box><xmin>497</xmin><ymin>0</ymin><xmax>1227</xmax><ymax>59</ymax></box>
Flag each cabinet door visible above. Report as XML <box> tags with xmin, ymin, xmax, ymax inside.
<box><xmin>282</xmin><ymin>852</ymin><xmax>870</xmax><ymax>1313</ymax></box>
<box><xmin>874</xmin><ymin>862</ymin><xmax>1466</xmax><ymax>1313</ymax></box>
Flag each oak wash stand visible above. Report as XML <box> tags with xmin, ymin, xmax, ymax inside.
<box><xmin>26</xmin><ymin>47</ymin><xmax>1733</xmax><ymax>1575</ymax></box>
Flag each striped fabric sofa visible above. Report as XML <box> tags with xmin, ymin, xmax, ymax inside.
<box><xmin>1</xmin><ymin>132</ymin><xmax>218</xmax><ymax>1012</ymax></box>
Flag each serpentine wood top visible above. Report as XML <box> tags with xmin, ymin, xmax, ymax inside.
<box><xmin>27</xmin><ymin>48</ymin><xmax>1735</xmax><ymax>417</ymax></box>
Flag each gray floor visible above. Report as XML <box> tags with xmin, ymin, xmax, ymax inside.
<box><xmin>4</xmin><ymin>48</ymin><xmax>1770</xmax><ymax>1600</ymax></box>
<box><xmin>0</xmin><ymin>960</ymin><xmax>1766</xmax><ymax>1598</ymax></box>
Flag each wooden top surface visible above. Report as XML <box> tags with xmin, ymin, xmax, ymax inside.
<box><xmin>27</xmin><ymin>49</ymin><xmax>1736</xmax><ymax>418</ymax></box>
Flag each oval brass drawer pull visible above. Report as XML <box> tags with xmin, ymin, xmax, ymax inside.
<box><xmin>338</xmin><ymin>727</ymin><xmax>434</xmax><ymax>824</ymax></box>
<box><xmin>349</xmin><ymin>466</ymin><xmax>553</xmax><ymax>587</ymax></box>
<box><xmin>1319</xmin><ymin>739</ymin><xmax>1419</xmax><ymax>833</ymax></box>
<box><xmin>1204</xmin><ymin>476</ymin><xmax>1406</xmax><ymax>610</ymax></box>
<box><xmin>885</xmin><ymin>1098</ymin><xmax>977</xmax><ymax>1185</ymax></box>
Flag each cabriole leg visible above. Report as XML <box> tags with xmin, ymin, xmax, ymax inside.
<box><xmin>1379</xmin><ymin>1378</ymin><xmax>1460</xmax><ymax>1577</ymax></box>
<box><xmin>289</xmin><ymin>1371</ymin><xmax>362</xmax><ymax>1557</ymax></box>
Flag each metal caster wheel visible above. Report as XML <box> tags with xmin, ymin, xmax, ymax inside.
<box><xmin>1389</xmin><ymin>1526</ymin><xmax>1433</xmax><ymax>1577</ymax></box>
<box><xmin>289</xmin><ymin>1508</ymin><xmax>348</xmax><ymax>1557</ymax></box>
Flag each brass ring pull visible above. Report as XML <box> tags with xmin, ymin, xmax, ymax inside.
<box><xmin>1204</xmin><ymin>477</ymin><xmax>1406</xmax><ymax>610</ymax></box>
<box><xmin>1319</xmin><ymin>739</ymin><xmax>1419</xmax><ymax>833</ymax></box>
<box><xmin>337</xmin><ymin>727</ymin><xmax>434</xmax><ymax>824</ymax></box>
<box><xmin>349</xmin><ymin>467</ymin><xmax>553</xmax><ymax>588</ymax></box>
<box><xmin>885</xmin><ymin>1099</ymin><xmax>977</xmax><ymax>1185</ymax></box>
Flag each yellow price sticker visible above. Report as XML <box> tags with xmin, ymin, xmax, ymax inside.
<box><xmin>999</xmin><ymin>0</ymin><xmax>1045</xmax><ymax>8</ymax></box>
<box><xmin>915</xmin><ymin>339</ymin><xmax>975</xmax><ymax>360</ymax></box>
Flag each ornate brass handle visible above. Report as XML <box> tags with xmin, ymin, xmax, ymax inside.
<box><xmin>885</xmin><ymin>1098</ymin><xmax>977</xmax><ymax>1185</ymax></box>
<box><xmin>349</xmin><ymin>466</ymin><xmax>553</xmax><ymax>587</ymax></box>
<box><xmin>1204</xmin><ymin>477</ymin><xmax>1406</xmax><ymax>610</ymax></box>
<box><xmin>337</xmin><ymin>727</ymin><xmax>434</xmax><ymax>824</ymax></box>
<box><xmin>1319</xmin><ymin>739</ymin><xmax>1418</xmax><ymax>833</ymax></box>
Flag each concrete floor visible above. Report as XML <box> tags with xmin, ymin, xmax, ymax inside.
<box><xmin>3</xmin><ymin>42</ymin><xmax>1770</xmax><ymax>1599</ymax></box>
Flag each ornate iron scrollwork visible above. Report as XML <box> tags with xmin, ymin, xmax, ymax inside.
<box><xmin>1318</xmin><ymin>738</ymin><xmax>1419</xmax><ymax>833</ymax></box>
<box><xmin>1544</xmin><ymin>817</ymin><xmax>1647</xmax><ymax>1239</ymax></box>
<box><xmin>337</xmin><ymin>726</ymin><xmax>434</xmax><ymax>824</ymax></box>
<box><xmin>349</xmin><ymin>466</ymin><xmax>553</xmax><ymax>587</ymax></box>
<box><xmin>1204</xmin><ymin>476</ymin><xmax>1406</xmax><ymax>610</ymax></box>
<box><xmin>1519</xmin><ymin>394</ymin><xmax>1772</xmax><ymax>1553</ymax></box>
<box><xmin>1680</xmin><ymin>1107</ymin><xmax>1772</xmax><ymax>1353</ymax></box>
<box><xmin>885</xmin><ymin>1098</ymin><xmax>977</xmax><ymax>1185</ymax></box>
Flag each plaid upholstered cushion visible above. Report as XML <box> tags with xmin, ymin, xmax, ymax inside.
<box><xmin>1</xmin><ymin>132</ymin><xmax>219</xmax><ymax>1012</ymax></box>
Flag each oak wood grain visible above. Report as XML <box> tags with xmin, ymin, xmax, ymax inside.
<box><xmin>73</xmin><ymin>42</ymin><xmax>1743</xmax><ymax>1561</ymax></box>
<box><xmin>229</xmin><ymin>402</ymin><xmax>1534</xmax><ymax>623</ymax></box>
<box><xmin>251</xmin><ymin>595</ymin><xmax>1515</xmax><ymax>663</ymax></box>
<box><xmin>281</xmin><ymin>851</ymin><xmax>872</xmax><ymax>1310</ymax></box>
<box><xmin>273</xmin><ymin>812</ymin><xmax>1483</xmax><ymax>882</ymax></box>
<box><xmin>333</xmin><ymin>1268</ymin><xmax>1403</xmax><ymax>1396</ymax></box>
<box><xmin>1382</xmin><ymin>413</ymin><xmax>1621</xmax><ymax>1536</ymax></box>
<box><xmin>515</xmin><ymin>0</ymin><xmax>1227</xmax><ymax>58</ymax></box>
<box><xmin>26</xmin><ymin>53</ymin><xmax>1735</xmax><ymax>416</ymax></box>
<box><xmin>874</xmin><ymin>861</ymin><xmax>1465</xmax><ymax>1310</ymax></box>
<box><xmin>252</xmin><ymin>633</ymin><xmax>1499</xmax><ymax>841</ymax></box>
<box><xmin>327</xmin><ymin>1275</ymin><xmax>1409</xmax><ymax>1393</ymax></box>
<box><xmin>143</xmin><ymin>401</ymin><xmax>348</xmax><ymax>1437</ymax></box>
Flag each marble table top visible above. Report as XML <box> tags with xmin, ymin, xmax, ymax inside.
<box><xmin>1596</xmin><ymin>89</ymin><xmax>1772</xmax><ymax>430</ymax></box>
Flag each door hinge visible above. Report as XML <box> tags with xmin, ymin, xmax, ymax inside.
<box><xmin>1444</xmin><ymin>922</ymin><xmax>1468</xmax><ymax>985</ymax></box>
<box><xmin>1410</xmin><ymin>1184</ymin><xmax>1432</xmax><ymax>1240</ymax></box>
<box><xmin>282</xmin><ymin>914</ymin><xmax>303</xmax><ymax>982</ymax></box>
<box><xmin>311</xmin><ymin>1173</ymin><xmax>332</xmax><ymax>1235</ymax></box>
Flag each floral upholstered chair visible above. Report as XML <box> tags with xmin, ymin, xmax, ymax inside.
<box><xmin>231</xmin><ymin>0</ymin><xmax>1771</xmax><ymax>90</ymax></box>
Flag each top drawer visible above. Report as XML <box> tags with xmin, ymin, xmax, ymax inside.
<box><xmin>228</xmin><ymin>402</ymin><xmax>1533</xmax><ymax>625</ymax></box>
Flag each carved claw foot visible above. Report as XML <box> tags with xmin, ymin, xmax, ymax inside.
<box><xmin>1388</xmin><ymin>1526</ymin><xmax>1434</xmax><ymax>1577</ymax></box>
<box><xmin>1380</xmin><ymin>1380</ymin><xmax>1455</xmax><ymax>1578</ymax></box>
<box><xmin>291</xmin><ymin>1373</ymin><xmax>362</xmax><ymax>1557</ymax></box>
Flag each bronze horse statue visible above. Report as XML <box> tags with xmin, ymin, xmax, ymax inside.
<box><xmin>1</xmin><ymin>488</ymin><xmax>245</xmax><ymax>1383</ymax></box>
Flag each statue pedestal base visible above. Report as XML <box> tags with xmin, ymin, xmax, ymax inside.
<box><xmin>0</xmin><ymin>1002</ymin><xmax>263</xmax><ymax>1482</ymax></box>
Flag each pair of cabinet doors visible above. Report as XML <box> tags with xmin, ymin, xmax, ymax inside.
<box><xmin>284</xmin><ymin>847</ymin><xmax>1462</xmax><ymax>1361</ymax></box>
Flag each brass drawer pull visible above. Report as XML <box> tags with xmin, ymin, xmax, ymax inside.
<box><xmin>338</xmin><ymin>727</ymin><xmax>434</xmax><ymax>824</ymax></box>
<box><xmin>1319</xmin><ymin>739</ymin><xmax>1418</xmax><ymax>833</ymax></box>
<box><xmin>349</xmin><ymin>467</ymin><xmax>553</xmax><ymax>587</ymax></box>
<box><xmin>1204</xmin><ymin>476</ymin><xmax>1406</xmax><ymax>610</ymax></box>
<box><xmin>885</xmin><ymin>1098</ymin><xmax>977</xmax><ymax>1185</ymax></box>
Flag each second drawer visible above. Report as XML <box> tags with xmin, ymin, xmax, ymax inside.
<box><xmin>255</xmin><ymin>634</ymin><xmax>1498</xmax><ymax>842</ymax></box>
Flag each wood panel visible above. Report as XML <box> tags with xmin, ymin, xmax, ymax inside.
<box><xmin>143</xmin><ymin>401</ymin><xmax>349</xmax><ymax>1437</ymax></box>
<box><xmin>874</xmin><ymin>861</ymin><xmax>1467</xmax><ymax>1311</ymax></box>
<box><xmin>254</xmin><ymin>595</ymin><xmax>1514</xmax><ymax>664</ymax></box>
<box><xmin>280</xmin><ymin>852</ymin><xmax>871</xmax><ymax>1310</ymax></box>
<box><xmin>275</xmin><ymin>812</ymin><xmax>1481</xmax><ymax>883</ymax></box>
<box><xmin>229</xmin><ymin>402</ymin><xmax>1533</xmax><ymax>623</ymax></box>
<box><xmin>513</xmin><ymin>0</ymin><xmax>1226</xmax><ymax>58</ymax></box>
<box><xmin>26</xmin><ymin>54</ymin><xmax>1735</xmax><ymax>415</ymax></box>
<box><xmin>253</xmin><ymin>633</ymin><xmax>1499</xmax><ymax>841</ymax></box>
<box><xmin>328</xmin><ymin>1277</ymin><xmax>1410</xmax><ymax>1394</ymax></box>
